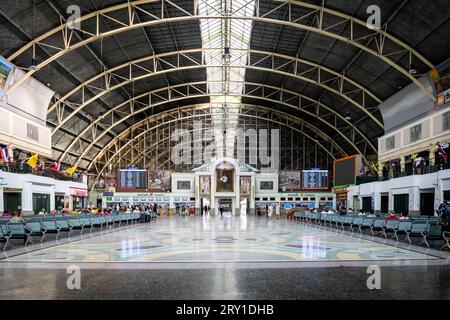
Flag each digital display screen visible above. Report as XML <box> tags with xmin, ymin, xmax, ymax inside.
<box><xmin>334</xmin><ymin>157</ymin><xmax>356</xmax><ymax>186</ymax></box>
<box><xmin>117</xmin><ymin>169</ymin><xmax>147</xmax><ymax>191</ymax></box>
<box><xmin>302</xmin><ymin>170</ymin><xmax>329</xmax><ymax>189</ymax></box>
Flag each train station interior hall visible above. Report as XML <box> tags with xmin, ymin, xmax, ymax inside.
<box><xmin>0</xmin><ymin>0</ymin><xmax>449</xmax><ymax>300</ymax></box>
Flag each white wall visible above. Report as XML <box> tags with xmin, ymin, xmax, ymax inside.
<box><xmin>0</xmin><ymin>105</ymin><xmax>53</xmax><ymax>158</ymax></box>
<box><xmin>255</xmin><ymin>173</ymin><xmax>278</xmax><ymax>194</ymax></box>
<box><xmin>0</xmin><ymin>171</ymin><xmax>87</xmax><ymax>215</ymax></box>
<box><xmin>348</xmin><ymin>169</ymin><xmax>450</xmax><ymax>214</ymax></box>
<box><xmin>171</xmin><ymin>173</ymin><xmax>195</xmax><ymax>195</ymax></box>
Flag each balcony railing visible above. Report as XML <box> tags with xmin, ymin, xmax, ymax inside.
<box><xmin>357</xmin><ymin>163</ymin><xmax>450</xmax><ymax>185</ymax></box>
<box><xmin>0</xmin><ymin>162</ymin><xmax>83</xmax><ymax>183</ymax></box>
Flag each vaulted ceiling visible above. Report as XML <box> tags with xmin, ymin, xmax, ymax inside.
<box><xmin>0</xmin><ymin>0</ymin><xmax>448</xmax><ymax>173</ymax></box>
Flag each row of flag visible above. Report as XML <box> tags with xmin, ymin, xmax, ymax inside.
<box><xmin>1</xmin><ymin>144</ymin><xmax>78</xmax><ymax>175</ymax></box>
<box><xmin>1</xmin><ymin>151</ymin><xmax>78</xmax><ymax>175</ymax></box>
<box><xmin>25</xmin><ymin>154</ymin><xmax>77</xmax><ymax>174</ymax></box>
<box><xmin>432</xmin><ymin>143</ymin><xmax>449</xmax><ymax>162</ymax></box>
<box><xmin>0</xmin><ymin>147</ymin><xmax>10</xmax><ymax>163</ymax></box>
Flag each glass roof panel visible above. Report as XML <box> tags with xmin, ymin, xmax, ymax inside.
<box><xmin>199</xmin><ymin>0</ymin><xmax>255</xmax><ymax>158</ymax></box>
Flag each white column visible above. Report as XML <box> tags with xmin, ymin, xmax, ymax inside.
<box><xmin>234</xmin><ymin>174</ymin><xmax>240</xmax><ymax>216</ymax></box>
<box><xmin>194</xmin><ymin>175</ymin><xmax>200</xmax><ymax>214</ymax></box>
<box><xmin>388</xmin><ymin>191</ymin><xmax>394</xmax><ymax>211</ymax></box>
<box><xmin>21</xmin><ymin>181</ymin><xmax>33</xmax><ymax>215</ymax></box>
<box><xmin>409</xmin><ymin>186</ymin><xmax>420</xmax><ymax>216</ymax></box>
<box><xmin>373</xmin><ymin>192</ymin><xmax>381</xmax><ymax>213</ymax></box>
<box><xmin>50</xmin><ymin>186</ymin><xmax>56</xmax><ymax>211</ymax></box>
<box><xmin>0</xmin><ymin>187</ymin><xmax>4</xmax><ymax>214</ymax></box>
<box><xmin>211</xmin><ymin>173</ymin><xmax>216</xmax><ymax>215</ymax></box>
<box><xmin>250</xmin><ymin>175</ymin><xmax>255</xmax><ymax>215</ymax></box>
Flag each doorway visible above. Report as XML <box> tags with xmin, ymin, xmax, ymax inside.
<box><xmin>380</xmin><ymin>195</ymin><xmax>389</xmax><ymax>213</ymax></box>
<box><xmin>218</xmin><ymin>198</ymin><xmax>233</xmax><ymax>216</ymax></box>
<box><xmin>362</xmin><ymin>196</ymin><xmax>372</xmax><ymax>213</ymax></box>
<box><xmin>4</xmin><ymin>192</ymin><xmax>22</xmax><ymax>214</ymax></box>
<box><xmin>420</xmin><ymin>192</ymin><xmax>435</xmax><ymax>216</ymax></box>
<box><xmin>200</xmin><ymin>197</ymin><xmax>211</xmax><ymax>215</ymax></box>
<box><xmin>393</xmin><ymin>194</ymin><xmax>409</xmax><ymax>215</ymax></box>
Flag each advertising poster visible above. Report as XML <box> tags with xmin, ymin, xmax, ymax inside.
<box><xmin>148</xmin><ymin>170</ymin><xmax>171</xmax><ymax>192</ymax></box>
<box><xmin>199</xmin><ymin>176</ymin><xmax>211</xmax><ymax>194</ymax></box>
<box><xmin>279</xmin><ymin>171</ymin><xmax>301</xmax><ymax>191</ymax></box>
<box><xmin>0</xmin><ymin>56</ymin><xmax>13</xmax><ymax>97</ymax></box>
<box><xmin>240</xmin><ymin>176</ymin><xmax>251</xmax><ymax>195</ymax></box>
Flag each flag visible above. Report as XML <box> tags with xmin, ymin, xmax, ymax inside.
<box><xmin>0</xmin><ymin>147</ymin><xmax>9</xmax><ymax>164</ymax></box>
<box><xmin>26</xmin><ymin>153</ymin><xmax>39</xmax><ymax>168</ymax></box>
<box><xmin>66</xmin><ymin>165</ymin><xmax>77</xmax><ymax>175</ymax></box>
<box><xmin>52</xmin><ymin>160</ymin><xmax>61</xmax><ymax>172</ymax></box>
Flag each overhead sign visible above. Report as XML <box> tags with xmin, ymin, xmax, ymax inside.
<box><xmin>302</xmin><ymin>170</ymin><xmax>329</xmax><ymax>189</ymax></box>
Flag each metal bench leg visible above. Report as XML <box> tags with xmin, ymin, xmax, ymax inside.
<box><xmin>40</xmin><ymin>233</ymin><xmax>46</xmax><ymax>243</ymax></box>
<box><xmin>440</xmin><ymin>235</ymin><xmax>450</xmax><ymax>250</ymax></box>
<box><xmin>56</xmin><ymin>230</ymin><xmax>60</xmax><ymax>240</ymax></box>
<box><xmin>3</xmin><ymin>237</ymin><xmax>11</xmax><ymax>250</ymax></box>
<box><xmin>419</xmin><ymin>234</ymin><xmax>429</xmax><ymax>247</ymax></box>
<box><xmin>25</xmin><ymin>235</ymin><xmax>32</xmax><ymax>246</ymax></box>
<box><xmin>393</xmin><ymin>230</ymin><xmax>399</xmax><ymax>240</ymax></box>
<box><xmin>405</xmin><ymin>232</ymin><xmax>411</xmax><ymax>243</ymax></box>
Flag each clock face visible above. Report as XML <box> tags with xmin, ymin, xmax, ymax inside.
<box><xmin>221</xmin><ymin>175</ymin><xmax>228</xmax><ymax>183</ymax></box>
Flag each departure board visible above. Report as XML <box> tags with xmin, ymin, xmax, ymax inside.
<box><xmin>117</xmin><ymin>169</ymin><xmax>147</xmax><ymax>191</ymax></box>
<box><xmin>302</xmin><ymin>170</ymin><xmax>329</xmax><ymax>189</ymax></box>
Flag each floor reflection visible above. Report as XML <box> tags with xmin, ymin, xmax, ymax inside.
<box><xmin>4</xmin><ymin>216</ymin><xmax>438</xmax><ymax>263</ymax></box>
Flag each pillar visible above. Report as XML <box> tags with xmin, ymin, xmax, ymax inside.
<box><xmin>429</xmin><ymin>147</ymin><xmax>436</xmax><ymax>166</ymax></box>
<box><xmin>21</xmin><ymin>181</ymin><xmax>33</xmax><ymax>215</ymax></box>
<box><xmin>0</xmin><ymin>187</ymin><xmax>4</xmax><ymax>215</ymax></box>
<box><xmin>249</xmin><ymin>175</ymin><xmax>255</xmax><ymax>215</ymax></box>
<box><xmin>388</xmin><ymin>191</ymin><xmax>394</xmax><ymax>212</ymax></box>
<box><xmin>409</xmin><ymin>186</ymin><xmax>420</xmax><ymax>216</ymax></box>
<box><xmin>400</xmin><ymin>155</ymin><xmax>406</xmax><ymax>175</ymax></box>
<box><xmin>210</xmin><ymin>173</ymin><xmax>216</xmax><ymax>215</ymax></box>
<box><xmin>194</xmin><ymin>175</ymin><xmax>201</xmax><ymax>214</ymax></box>
<box><xmin>50</xmin><ymin>186</ymin><xmax>56</xmax><ymax>211</ymax></box>
<box><xmin>373</xmin><ymin>192</ymin><xmax>381</xmax><ymax>213</ymax></box>
<box><xmin>234</xmin><ymin>174</ymin><xmax>240</xmax><ymax>216</ymax></box>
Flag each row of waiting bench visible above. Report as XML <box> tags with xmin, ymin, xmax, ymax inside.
<box><xmin>0</xmin><ymin>212</ymin><xmax>157</xmax><ymax>250</ymax></box>
<box><xmin>293</xmin><ymin>212</ymin><xmax>450</xmax><ymax>249</ymax></box>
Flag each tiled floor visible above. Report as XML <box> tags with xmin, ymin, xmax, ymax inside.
<box><xmin>1</xmin><ymin>216</ymin><xmax>449</xmax><ymax>300</ymax></box>
<box><xmin>2</xmin><ymin>216</ymin><xmax>442</xmax><ymax>263</ymax></box>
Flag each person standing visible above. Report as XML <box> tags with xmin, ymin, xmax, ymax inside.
<box><xmin>275</xmin><ymin>203</ymin><xmax>280</xmax><ymax>219</ymax></box>
<box><xmin>267</xmin><ymin>203</ymin><xmax>273</xmax><ymax>219</ymax></box>
<box><xmin>219</xmin><ymin>203</ymin><xmax>224</xmax><ymax>216</ymax></box>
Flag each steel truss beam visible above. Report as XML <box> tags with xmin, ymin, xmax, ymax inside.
<box><xmin>6</xmin><ymin>0</ymin><xmax>435</xmax><ymax>102</ymax></box>
<box><xmin>90</xmin><ymin>103</ymin><xmax>344</xmax><ymax>187</ymax></box>
<box><xmin>125</xmin><ymin>121</ymin><xmax>330</xmax><ymax>171</ymax></box>
<box><xmin>59</xmin><ymin>81</ymin><xmax>376</xmax><ymax>168</ymax></box>
<box><xmin>93</xmin><ymin>103</ymin><xmax>345</xmax><ymax>168</ymax></box>
<box><xmin>46</xmin><ymin>48</ymin><xmax>383</xmax><ymax>136</ymax></box>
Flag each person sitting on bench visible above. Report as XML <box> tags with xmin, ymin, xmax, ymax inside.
<box><xmin>9</xmin><ymin>211</ymin><xmax>25</xmax><ymax>225</ymax></box>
